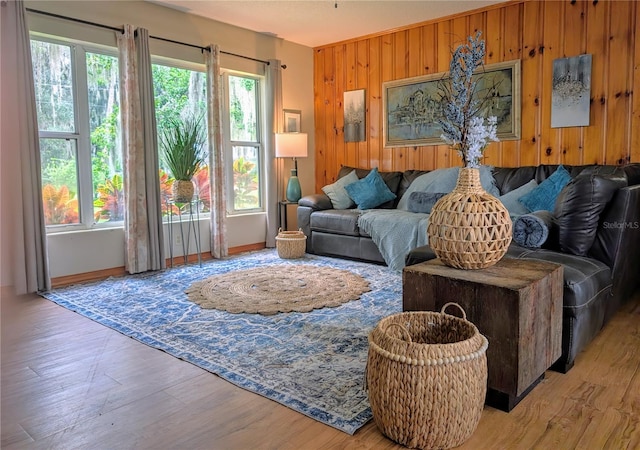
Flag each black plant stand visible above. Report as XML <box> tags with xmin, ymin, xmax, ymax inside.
<box><xmin>166</xmin><ymin>198</ymin><xmax>202</xmax><ymax>268</ymax></box>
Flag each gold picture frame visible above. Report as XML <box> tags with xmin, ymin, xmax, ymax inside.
<box><xmin>382</xmin><ymin>59</ymin><xmax>521</xmax><ymax>148</ymax></box>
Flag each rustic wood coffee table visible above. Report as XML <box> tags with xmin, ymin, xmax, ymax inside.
<box><xmin>403</xmin><ymin>257</ymin><xmax>563</xmax><ymax>411</ymax></box>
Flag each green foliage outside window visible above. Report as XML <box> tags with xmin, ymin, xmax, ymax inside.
<box><xmin>41</xmin><ymin>157</ymin><xmax>77</xmax><ymax>195</ymax></box>
<box><xmin>93</xmin><ymin>174</ymin><xmax>124</xmax><ymax>222</ymax></box>
<box><xmin>42</xmin><ymin>184</ymin><xmax>79</xmax><ymax>225</ymax></box>
<box><xmin>233</xmin><ymin>156</ymin><xmax>259</xmax><ymax>209</ymax></box>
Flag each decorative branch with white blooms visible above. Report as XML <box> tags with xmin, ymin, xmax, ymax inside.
<box><xmin>438</xmin><ymin>32</ymin><xmax>499</xmax><ymax>168</ymax></box>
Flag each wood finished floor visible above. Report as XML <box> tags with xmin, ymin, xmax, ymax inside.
<box><xmin>1</xmin><ymin>286</ymin><xmax>639</xmax><ymax>450</ymax></box>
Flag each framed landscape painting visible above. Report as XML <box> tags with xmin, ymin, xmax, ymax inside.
<box><xmin>382</xmin><ymin>59</ymin><xmax>521</xmax><ymax>147</ymax></box>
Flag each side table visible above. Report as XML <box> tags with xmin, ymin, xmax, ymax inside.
<box><xmin>403</xmin><ymin>257</ymin><xmax>563</xmax><ymax>411</ymax></box>
<box><xmin>279</xmin><ymin>200</ymin><xmax>298</xmax><ymax>231</ymax></box>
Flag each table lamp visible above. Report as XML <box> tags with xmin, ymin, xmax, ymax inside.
<box><xmin>275</xmin><ymin>133</ymin><xmax>308</xmax><ymax>202</ymax></box>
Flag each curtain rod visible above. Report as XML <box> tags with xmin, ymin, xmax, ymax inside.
<box><xmin>25</xmin><ymin>8</ymin><xmax>284</xmax><ymax>68</ymax></box>
<box><xmin>26</xmin><ymin>8</ymin><xmax>123</xmax><ymax>33</ymax></box>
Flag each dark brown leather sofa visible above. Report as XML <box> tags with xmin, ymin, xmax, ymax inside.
<box><xmin>298</xmin><ymin>163</ymin><xmax>640</xmax><ymax>373</ymax></box>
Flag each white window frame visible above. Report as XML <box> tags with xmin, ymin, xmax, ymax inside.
<box><xmin>32</xmin><ymin>36</ymin><xmax>267</xmax><ymax>231</ymax></box>
<box><xmin>221</xmin><ymin>70</ymin><xmax>266</xmax><ymax>215</ymax></box>
<box><xmin>31</xmin><ymin>35</ymin><xmax>120</xmax><ymax>232</ymax></box>
<box><xmin>150</xmin><ymin>57</ymin><xmax>209</xmax><ymax>225</ymax></box>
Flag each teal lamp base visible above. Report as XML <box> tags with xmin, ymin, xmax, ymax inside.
<box><xmin>286</xmin><ymin>169</ymin><xmax>302</xmax><ymax>203</ymax></box>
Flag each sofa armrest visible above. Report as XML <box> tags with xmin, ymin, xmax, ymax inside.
<box><xmin>298</xmin><ymin>193</ymin><xmax>333</xmax><ymax>211</ymax></box>
<box><xmin>297</xmin><ymin>206</ymin><xmax>313</xmax><ymax>252</ymax></box>
<box><xmin>297</xmin><ymin>194</ymin><xmax>334</xmax><ymax>253</ymax></box>
<box><xmin>590</xmin><ymin>185</ymin><xmax>640</xmax><ymax>304</ymax></box>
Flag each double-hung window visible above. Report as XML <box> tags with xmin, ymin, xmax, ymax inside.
<box><xmin>152</xmin><ymin>64</ymin><xmax>266</xmax><ymax>217</ymax></box>
<box><xmin>151</xmin><ymin>60</ymin><xmax>208</xmax><ymax>216</ymax></box>
<box><xmin>223</xmin><ymin>72</ymin><xmax>264</xmax><ymax>213</ymax></box>
<box><xmin>31</xmin><ymin>37</ymin><xmax>122</xmax><ymax>228</ymax></box>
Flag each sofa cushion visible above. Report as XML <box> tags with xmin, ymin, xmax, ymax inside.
<box><xmin>344</xmin><ymin>168</ymin><xmax>397</xmax><ymax>210</ymax></box>
<box><xmin>396</xmin><ymin>167</ymin><xmax>459</xmax><ymax>210</ymax></box>
<box><xmin>408</xmin><ymin>192</ymin><xmax>446</xmax><ymax>214</ymax></box>
<box><xmin>321</xmin><ymin>170</ymin><xmax>358</xmax><ymax>209</ymax></box>
<box><xmin>498</xmin><ymin>179</ymin><xmax>538</xmax><ymax>217</ymax></box>
<box><xmin>553</xmin><ymin>173</ymin><xmax>627</xmax><ymax>256</ymax></box>
<box><xmin>493</xmin><ymin>164</ymin><xmax>634</xmax><ymax>194</ymax></box>
<box><xmin>622</xmin><ymin>163</ymin><xmax>640</xmax><ymax>185</ymax></box>
<box><xmin>493</xmin><ymin>165</ymin><xmax>561</xmax><ymax>194</ymax></box>
<box><xmin>518</xmin><ymin>165</ymin><xmax>571</xmax><ymax>212</ymax></box>
<box><xmin>338</xmin><ymin>165</ymin><xmax>402</xmax><ymax>209</ymax></box>
<box><xmin>397</xmin><ymin>166</ymin><xmax>499</xmax><ymax>211</ymax></box>
<box><xmin>397</xmin><ymin>169</ymin><xmax>430</xmax><ymax>202</ymax></box>
<box><xmin>504</xmin><ymin>246</ymin><xmax>612</xmax><ymax>310</ymax></box>
<box><xmin>310</xmin><ymin>209</ymin><xmax>362</xmax><ymax>236</ymax></box>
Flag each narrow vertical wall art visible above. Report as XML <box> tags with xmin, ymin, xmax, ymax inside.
<box><xmin>551</xmin><ymin>54</ymin><xmax>592</xmax><ymax>128</ymax></box>
<box><xmin>344</xmin><ymin>89</ymin><xmax>366</xmax><ymax>142</ymax></box>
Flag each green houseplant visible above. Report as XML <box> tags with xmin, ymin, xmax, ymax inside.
<box><xmin>160</xmin><ymin>116</ymin><xmax>205</xmax><ymax>203</ymax></box>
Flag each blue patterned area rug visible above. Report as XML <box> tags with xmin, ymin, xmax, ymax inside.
<box><xmin>41</xmin><ymin>250</ymin><xmax>402</xmax><ymax>434</ymax></box>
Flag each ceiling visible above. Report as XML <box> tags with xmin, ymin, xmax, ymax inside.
<box><xmin>148</xmin><ymin>0</ymin><xmax>503</xmax><ymax>48</ymax></box>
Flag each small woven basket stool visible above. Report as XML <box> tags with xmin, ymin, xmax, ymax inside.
<box><xmin>366</xmin><ymin>303</ymin><xmax>488</xmax><ymax>450</ymax></box>
<box><xmin>275</xmin><ymin>228</ymin><xmax>307</xmax><ymax>259</ymax></box>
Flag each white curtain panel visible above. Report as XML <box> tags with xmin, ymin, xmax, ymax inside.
<box><xmin>117</xmin><ymin>25</ymin><xmax>165</xmax><ymax>273</ymax></box>
<box><xmin>265</xmin><ymin>59</ymin><xmax>284</xmax><ymax>247</ymax></box>
<box><xmin>205</xmin><ymin>44</ymin><xmax>228</xmax><ymax>259</ymax></box>
<box><xmin>0</xmin><ymin>0</ymin><xmax>51</xmax><ymax>293</ymax></box>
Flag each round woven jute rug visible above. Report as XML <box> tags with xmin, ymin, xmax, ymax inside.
<box><xmin>185</xmin><ymin>264</ymin><xmax>370</xmax><ymax>315</ymax></box>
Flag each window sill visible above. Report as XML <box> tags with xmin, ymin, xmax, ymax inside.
<box><xmin>227</xmin><ymin>211</ymin><xmax>266</xmax><ymax>218</ymax></box>
<box><xmin>46</xmin><ymin>224</ymin><xmax>124</xmax><ymax>235</ymax></box>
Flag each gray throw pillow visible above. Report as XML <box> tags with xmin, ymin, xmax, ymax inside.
<box><xmin>408</xmin><ymin>192</ymin><xmax>446</xmax><ymax>214</ymax></box>
<box><xmin>498</xmin><ymin>179</ymin><xmax>538</xmax><ymax>217</ymax></box>
<box><xmin>321</xmin><ymin>169</ymin><xmax>359</xmax><ymax>209</ymax></box>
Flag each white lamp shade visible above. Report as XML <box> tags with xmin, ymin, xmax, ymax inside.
<box><xmin>275</xmin><ymin>133</ymin><xmax>308</xmax><ymax>158</ymax></box>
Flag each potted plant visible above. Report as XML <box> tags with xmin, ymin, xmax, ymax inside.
<box><xmin>160</xmin><ymin>116</ymin><xmax>205</xmax><ymax>203</ymax></box>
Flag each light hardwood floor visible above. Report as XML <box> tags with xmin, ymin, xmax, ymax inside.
<box><xmin>2</xmin><ymin>286</ymin><xmax>639</xmax><ymax>449</ymax></box>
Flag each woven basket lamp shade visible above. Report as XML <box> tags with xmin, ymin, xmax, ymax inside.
<box><xmin>427</xmin><ymin>167</ymin><xmax>512</xmax><ymax>270</ymax></box>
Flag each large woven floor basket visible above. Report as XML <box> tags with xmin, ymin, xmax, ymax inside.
<box><xmin>366</xmin><ymin>303</ymin><xmax>488</xmax><ymax>449</ymax></box>
<box><xmin>276</xmin><ymin>228</ymin><xmax>307</xmax><ymax>259</ymax></box>
<box><xmin>427</xmin><ymin>167</ymin><xmax>512</xmax><ymax>270</ymax></box>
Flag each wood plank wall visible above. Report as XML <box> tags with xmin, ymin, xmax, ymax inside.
<box><xmin>313</xmin><ymin>0</ymin><xmax>640</xmax><ymax>192</ymax></box>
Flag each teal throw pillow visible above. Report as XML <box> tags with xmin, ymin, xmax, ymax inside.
<box><xmin>518</xmin><ymin>165</ymin><xmax>571</xmax><ymax>212</ymax></box>
<box><xmin>344</xmin><ymin>167</ymin><xmax>397</xmax><ymax>210</ymax></box>
<box><xmin>321</xmin><ymin>170</ymin><xmax>359</xmax><ymax>209</ymax></box>
<box><xmin>498</xmin><ymin>179</ymin><xmax>538</xmax><ymax>217</ymax></box>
